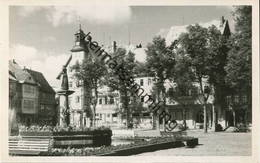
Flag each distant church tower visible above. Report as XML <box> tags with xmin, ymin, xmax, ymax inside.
<box><xmin>67</xmin><ymin>25</ymin><xmax>92</xmax><ymax>127</ymax></box>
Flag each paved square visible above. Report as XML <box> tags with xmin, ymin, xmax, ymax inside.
<box><xmin>137</xmin><ymin>130</ymin><xmax>251</xmax><ymax>156</ymax></box>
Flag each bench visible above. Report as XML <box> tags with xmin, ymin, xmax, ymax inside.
<box><xmin>9</xmin><ymin>137</ymin><xmax>51</xmax><ymax>156</ymax></box>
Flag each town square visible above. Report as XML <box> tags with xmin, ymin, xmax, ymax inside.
<box><xmin>5</xmin><ymin>5</ymin><xmax>254</xmax><ymax>159</ymax></box>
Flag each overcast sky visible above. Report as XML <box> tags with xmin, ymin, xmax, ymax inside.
<box><xmin>9</xmin><ymin>6</ymin><xmax>234</xmax><ymax>88</ymax></box>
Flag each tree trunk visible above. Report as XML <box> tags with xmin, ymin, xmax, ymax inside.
<box><xmin>92</xmin><ymin>87</ymin><xmax>98</xmax><ymax>128</ymax></box>
<box><xmin>124</xmin><ymin>90</ymin><xmax>130</xmax><ymax>129</ymax></box>
<box><xmin>183</xmin><ymin>107</ymin><xmax>187</xmax><ymax>129</ymax></box>
<box><xmin>233</xmin><ymin>110</ymin><xmax>236</xmax><ymax>126</ymax></box>
<box><xmin>92</xmin><ymin>104</ymin><xmax>96</xmax><ymax>128</ymax></box>
<box><xmin>198</xmin><ymin>78</ymin><xmax>208</xmax><ymax>133</ymax></box>
<box><xmin>203</xmin><ymin>103</ymin><xmax>207</xmax><ymax>133</ymax></box>
<box><xmin>156</xmin><ymin>115</ymin><xmax>160</xmax><ymax>131</ymax></box>
<box><xmin>212</xmin><ymin>105</ymin><xmax>216</xmax><ymax>131</ymax></box>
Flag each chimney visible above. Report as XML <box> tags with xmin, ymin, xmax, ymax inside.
<box><xmin>113</xmin><ymin>41</ymin><xmax>117</xmax><ymax>53</ymax></box>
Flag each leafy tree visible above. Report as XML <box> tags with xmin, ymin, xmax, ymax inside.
<box><xmin>225</xmin><ymin>6</ymin><xmax>251</xmax><ymax>91</ymax></box>
<box><xmin>178</xmin><ymin>24</ymin><xmax>212</xmax><ymax>133</ymax></box>
<box><xmin>206</xmin><ymin>25</ymin><xmax>231</xmax><ymax>129</ymax></box>
<box><xmin>146</xmin><ymin>36</ymin><xmax>175</xmax><ymax>130</ymax></box>
<box><xmin>225</xmin><ymin>6</ymin><xmax>252</xmax><ymax>124</ymax></box>
<box><xmin>71</xmin><ymin>54</ymin><xmax>107</xmax><ymax>128</ymax></box>
<box><xmin>167</xmin><ymin>51</ymin><xmax>196</xmax><ymax>129</ymax></box>
<box><xmin>134</xmin><ymin>61</ymin><xmax>153</xmax><ymax>77</ymax></box>
<box><xmin>106</xmin><ymin>48</ymin><xmax>136</xmax><ymax>128</ymax></box>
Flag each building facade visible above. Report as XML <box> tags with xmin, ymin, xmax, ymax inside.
<box><xmin>9</xmin><ymin>60</ymin><xmax>56</xmax><ymax>130</ymax></box>
<box><xmin>65</xmin><ymin>16</ymin><xmax>250</xmax><ymax>130</ymax></box>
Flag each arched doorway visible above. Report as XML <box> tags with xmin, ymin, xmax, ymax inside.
<box><xmin>196</xmin><ymin>110</ymin><xmax>204</xmax><ymax>123</ymax></box>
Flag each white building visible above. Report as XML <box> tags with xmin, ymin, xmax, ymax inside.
<box><xmin>64</xmin><ymin>16</ymin><xmax>238</xmax><ymax>130</ymax></box>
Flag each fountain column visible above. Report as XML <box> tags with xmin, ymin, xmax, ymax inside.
<box><xmin>57</xmin><ymin>66</ymin><xmax>74</xmax><ymax>127</ymax></box>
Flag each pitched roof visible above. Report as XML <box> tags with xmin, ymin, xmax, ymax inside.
<box><xmin>9</xmin><ymin>70</ymin><xmax>17</xmax><ymax>81</ymax></box>
<box><xmin>219</xmin><ymin>19</ymin><xmax>231</xmax><ymax>37</ymax></box>
<box><xmin>25</xmin><ymin>69</ymin><xmax>55</xmax><ymax>94</ymax></box>
<box><xmin>9</xmin><ymin>60</ymin><xmax>36</xmax><ymax>84</ymax></box>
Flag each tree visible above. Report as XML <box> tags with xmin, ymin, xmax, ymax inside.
<box><xmin>225</xmin><ymin>6</ymin><xmax>251</xmax><ymax>91</ymax></box>
<box><xmin>146</xmin><ymin>36</ymin><xmax>175</xmax><ymax>130</ymax></box>
<box><xmin>206</xmin><ymin>25</ymin><xmax>231</xmax><ymax>130</ymax></box>
<box><xmin>178</xmin><ymin>24</ymin><xmax>212</xmax><ymax>133</ymax></box>
<box><xmin>225</xmin><ymin>6</ymin><xmax>252</xmax><ymax>125</ymax></box>
<box><xmin>167</xmin><ymin>51</ymin><xmax>196</xmax><ymax>129</ymax></box>
<box><xmin>71</xmin><ymin>55</ymin><xmax>107</xmax><ymax>128</ymax></box>
<box><xmin>106</xmin><ymin>48</ymin><xmax>136</xmax><ymax>128</ymax></box>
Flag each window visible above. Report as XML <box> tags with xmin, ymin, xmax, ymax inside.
<box><xmin>226</xmin><ymin>96</ymin><xmax>232</xmax><ymax>105</ymax></box>
<box><xmin>140</xmin><ymin>79</ymin><xmax>144</xmax><ymax>86</ymax></box>
<box><xmin>107</xmin><ymin>114</ymin><xmax>110</xmax><ymax>118</ymax></box>
<box><xmin>23</xmin><ymin>100</ymin><xmax>34</xmax><ymax>110</ymax></box>
<box><xmin>40</xmin><ymin>105</ymin><xmax>45</xmax><ymax>110</ymax></box>
<box><xmin>110</xmin><ymin>97</ymin><xmax>114</xmax><ymax>104</ymax></box>
<box><xmin>76</xmin><ymin>80</ymin><xmax>80</xmax><ymax>87</ymax></box>
<box><xmin>76</xmin><ymin>35</ymin><xmax>80</xmax><ymax>42</ymax></box>
<box><xmin>188</xmin><ymin>89</ymin><xmax>192</xmax><ymax>96</ymax></box>
<box><xmin>105</xmin><ymin>96</ymin><xmax>108</xmax><ymax>105</ymax></box>
<box><xmin>234</xmin><ymin>95</ymin><xmax>239</xmax><ymax>103</ymax></box>
<box><xmin>143</xmin><ymin>113</ymin><xmax>150</xmax><ymax>117</ymax></box>
<box><xmin>76</xmin><ymin>96</ymin><xmax>80</xmax><ymax>103</ymax></box>
<box><xmin>242</xmin><ymin>95</ymin><xmax>247</xmax><ymax>103</ymax></box>
<box><xmin>24</xmin><ymin>85</ymin><xmax>35</xmax><ymax>94</ymax></box>
<box><xmin>148</xmin><ymin>78</ymin><xmax>151</xmax><ymax>85</ymax></box>
<box><xmin>99</xmin><ymin>98</ymin><xmax>102</xmax><ymax>104</ymax></box>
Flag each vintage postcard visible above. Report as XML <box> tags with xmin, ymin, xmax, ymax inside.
<box><xmin>0</xmin><ymin>0</ymin><xmax>259</xmax><ymax>162</ymax></box>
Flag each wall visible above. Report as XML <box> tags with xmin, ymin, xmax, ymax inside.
<box><xmin>21</xmin><ymin>84</ymin><xmax>38</xmax><ymax>114</ymax></box>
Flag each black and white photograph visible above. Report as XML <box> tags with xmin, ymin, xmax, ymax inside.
<box><xmin>0</xmin><ymin>1</ymin><xmax>259</xmax><ymax>162</ymax></box>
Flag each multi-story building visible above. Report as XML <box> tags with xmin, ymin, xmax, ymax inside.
<box><xmin>132</xmin><ymin>76</ymin><xmax>215</xmax><ymax>129</ymax></box>
<box><xmin>65</xmin><ymin>16</ymin><xmax>250</xmax><ymax>130</ymax></box>
<box><xmin>95</xmin><ymin>86</ymin><xmax>120</xmax><ymax>127</ymax></box>
<box><xmin>9</xmin><ymin>60</ymin><xmax>56</xmax><ymax>129</ymax></box>
<box><xmin>66</xmin><ymin>27</ymin><xmax>120</xmax><ymax>127</ymax></box>
<box><xmin>25</xmin><ymin>69</ymin><xmax>57</xmax><ymax>125</ymax></box>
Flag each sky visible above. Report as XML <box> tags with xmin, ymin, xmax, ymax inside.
<box><xmin>9</xmin><ymin>6</ymin><xmax>234</xmax><ymax>88</ymax></box>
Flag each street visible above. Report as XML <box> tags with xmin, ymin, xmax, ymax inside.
<box><xmin>137</xmin><ymin>130</ymin><xmax>251</xmax><ymax>156</ymax></box>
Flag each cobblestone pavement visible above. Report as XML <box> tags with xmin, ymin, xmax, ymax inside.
<box><xmin>136</xmin><ymin>130</ymin><xmax>251</xmax><ymax>156</ymax></box>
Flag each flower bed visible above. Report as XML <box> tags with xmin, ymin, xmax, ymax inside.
<box><xmin>18</xmin><ymin>125</ymin><xmax>112</xmax><ymax>148</ymax></box>
<box><xmin>44</xmin><ymin>136</ymin><xmax>198</xmax><ymax>156</ymax></box>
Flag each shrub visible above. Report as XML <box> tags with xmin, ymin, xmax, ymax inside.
<box><xmin>215</xmin><ymin>124</ymin><xmax>223</xmax><ymax>132</ymax></box>
<box><xmin>237</xmin><ymin>123</ymin><xmax>249</xmax><ymax>132</ymax></box>
<box><xmin>18</xmin><ymin>125</ymin><xmax>111</xmax><ymax>133</ymax></box>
